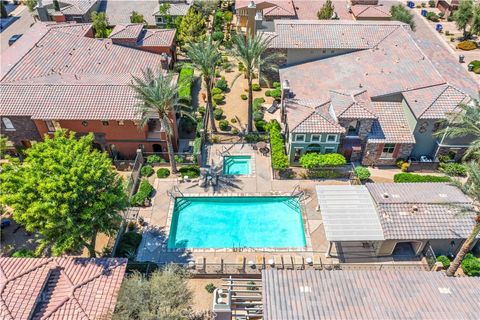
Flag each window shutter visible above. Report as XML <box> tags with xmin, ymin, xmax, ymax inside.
<box><xmin>392</xmin><ymin>144</ymin><xmax>400</xmax><ymax>158</ymax></box>
<box><xmin>376</xmin><ymin>143</ymin><xmax>384</xmax><ymax>158</ymax></box>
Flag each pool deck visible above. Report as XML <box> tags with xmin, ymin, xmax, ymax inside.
<box><xmin>135</xmin><ymin>143</ymin><xmax>425</xmax><ymax>270</ymax></box>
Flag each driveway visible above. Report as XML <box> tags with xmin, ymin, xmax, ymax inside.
<box><xmin>0</xmin><ymin>5</ymin><xmax>35</xmax><ymax>54</ymax></box>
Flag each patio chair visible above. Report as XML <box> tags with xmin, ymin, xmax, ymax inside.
<box><xmin>236</xmin><ymin>256</ymin><xmax>245</xmax><ymax>273</ymax></box>
<box><xmin>284</xmin><ymin>255</ymin><xmax>294</xmax><ymax>270</ymax></box>
<box><xmin>266</xmin><ymin>100</ymin><xmax>279</xmax><ymax>114</ymax></box>
<box><xmin>260</xmin><ymin>147</ymin><xmax>270</xmax><ymax>157</ymax></box>
<box><xmin>313</xmin><ymin>256</ymin><xmax>323</xmax><ymax>270</ymax></box>
<box><xmin>294</xmin><ymin>256</ymin><xmax>304</xmax><ymax>270</ymax></box>
<box><xmin>274</xmin><ymin>255</ymin><xmax>283</xmax><ymax>269</ymax></box>
<box><xmin>255</xmin><ymin>256</ymin><xmax>265</xmax><ymax>270</ymax></box>
<box><xmin>196</xmin><ymin>256</ymin><xmax>206</xmax><ymax>273</ymax></box>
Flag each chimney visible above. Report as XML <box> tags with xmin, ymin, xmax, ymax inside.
<box><xmin>246</xmin><ymin>1</ymin><xmax>257</xmax><ymax>37</ymax></box>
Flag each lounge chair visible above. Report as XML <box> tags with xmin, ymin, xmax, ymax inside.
<box><xmin>274</xmin><ymin>255</ymin><xmax>283</xmax><ymax>269</ymax></box>
<box><xmin>294</xmin><ymin>256</ymin><xmax>304</xmax><ymax>270</ymax></box>
<box><xmin>236</xmin><ymin>256</ymin><xmax>245</xmax><ymax>273</ymax></box>
<box><xmin>313</xmin><ymin>256</ymin><xmax>323</xmax><ymax>270</ymax></box>
<box><xmin>266</xmin><ymin>100</ymin><xmax>279</xmax><ymax>114</ymax></box>
<box><xmin>196</xmin><ymin>256</ymin><xmax>206</xmax><ymax>273</ymax></box>
<box><xmin>256</xmin><ymin>256</ymin><xmax>265</xmax><ymax>270</ymax></box>
<box><xmin>284</xmin><ymin>255</ymin><xmax>294</xmax><ymax>270</ymax></box>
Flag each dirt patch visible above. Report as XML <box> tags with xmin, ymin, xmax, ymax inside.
<box><xmin>188</xmin><ymin>278</ymin><xmax>224</xmax><ymax>312</ymax></box>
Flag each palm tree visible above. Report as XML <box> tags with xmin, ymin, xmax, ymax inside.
<box><xmin>230</xmin><ymin>34</ymin><xmax>281</xmax><ymax>133</ymax></box>
<box><xmin>186</xmin><ymin>36</ymin><xmax>222</xmax><ymax>133</ymax></box>
<box><xmin>436</xmin><ymin>100</ymin><xmax>480</xmax><ymax>161</ymax></box>
<box><xmin>131</xmin><ymin>69</ymin><xmax>192</xmax><ymax>173</ymax></box>
<box><xmin>446</xmin><ymin>161</ymin><xmax>480</xmax><ymax>276</ymax></box>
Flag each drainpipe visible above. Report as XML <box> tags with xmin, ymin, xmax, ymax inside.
<box><xmin>433</xmin><ymin>126</ymin><xmax>449</xmax><ymax>161</ymax></box>
<box><xmin>325</xmin><ymin>241</ymin><xmax>332</xmax><ymax>258</ymax></box>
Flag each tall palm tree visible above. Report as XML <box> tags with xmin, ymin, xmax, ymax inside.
<box><xmin>230</xmin><ymin>34</ymin><xmax>281</xmax><ymax>133</ymax></box>
<box><xmin>186</xmin><ymin>36</ymin><xmax>222</xmax><ymax>133</ymax></box>
<box><xmin>436</xmin><ymin>100</ymin><xmax>480</xmax><ymax>161</ymax></box>
<box><xmin>447</xmin><ymin>161</ymin><xmax>480</xmax><ymax>276</ymax></box>
<box><xmin>131</xmin><ymin>69</ymin><xmax>192</xmax><ymax>173</ymax></box>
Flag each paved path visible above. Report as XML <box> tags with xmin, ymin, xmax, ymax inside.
<box><xmin>1</xmin><ymin>5</ymin><xmax>35</xmax><ymax>54</ymax></box>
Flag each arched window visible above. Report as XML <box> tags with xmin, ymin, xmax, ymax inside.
<box><xmin>2</xmin><ymin>118</ymin><xmax>14</xmax><ymax>130</ymax></box>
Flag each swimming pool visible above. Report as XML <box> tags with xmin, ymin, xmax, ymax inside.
<box><xmin>223</xmin><ymin>155</ymin><xmax>252</xmax><ymax>175</ymax></box>
<box><xmin>167</xmin><ymin>196</ymin><xmax>306</xmax><ymax>249</ymax></box>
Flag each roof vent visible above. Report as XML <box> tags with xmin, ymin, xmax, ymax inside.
<box><xmin>438</xmin><ymin>193</ymin><xmax>448</xmax><ymax>198</ymax></box>
<box><xmin>382</xmin><ymin>193</ymin><xmax>389</xmax><ymax>198</ymax></box>
<box><xmin>411</xmin><ymin>205</ymin><xmax>419</xmax><ymax>213</ymax></box>
<box><xmin>438</xmin><ymin>287</ymin><xmax>451</xmax><ymax>294</ymax></box>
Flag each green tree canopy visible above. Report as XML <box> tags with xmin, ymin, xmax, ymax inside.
<box><xmin>470</xmin><ymin>3</ymin><xmax>480</xmax><ymax>35</ymax></box>
<box><xmin>454</xmin><ymin>0</ymin><xmax>474</xmax><ymax>35</ymax></box>
<box><xmin>91</xmin><ymin>11</ymin><xmax>111</xmax><ymax>38</ymax></box>
<box><xmin>25</xmin><ymin>0</ymin><xmax>38</xmax><ymax>13</ymax></box>
<box><xmin>317</xmin><ymin>0</ymin><xmax>334</xmax><ymax>20</ymax></box>
<box><xmin>113</xmin><ymin>265</ymin><xmax>193</xmax><ymax>319</ymax></box>
<box><xmin>130</xmin><ymin>11</ymin><xmax>145</xmax><ymax>24</ymax></box>
<box><xmin>177</xmin><ymin>9</ymin><xmax>206</xmax><ymax>45</ymax></box>
<box><xmin>0</xmin><ymin>131</ymin><xmax>128</xmax><ymax>257</ymax></box>
<box><xmin>390</xmin><ymin>5</ymin><xmax>416</xmax><ymax>31</ymax></box>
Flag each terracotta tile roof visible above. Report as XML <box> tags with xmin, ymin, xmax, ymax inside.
<box><xmin>366</xmin><ymin>183</ymin><xmax>475</xmax><ymax>240</ymax></box>
<box><xmin>286</xmin><ymin>99</ymin><xmax>345</xmax><ymax>133</ymax></box>
<box><xmin>368</xmin><ymin>101</ymin><xmax>416</xmax><ymax>143</ymax></box>
<box><xmin>109</xmin><ymin>24</ymin><xmax>144</xmax><ymax>40</ymax></box>
<box><xmin>403</xmin><ymin>85</ymin><xmax>469</xmax><ymax>120</ymax></box>
<box><xmin>142</xmin><ymin>29</ymin><xmax>176</xmax><ymax>47</ymax></box>
<box><xmin>262</xmin><ymin>269</ymin><xmax>480</xmax><ymax>320</ymax></box>
<box><xmin>0</xmin><ymin>257</ymin><xmax>126</xmax><ymax>320</ymax></box>
<box><xmin>106</xmin><ymin>0</ymin><xmax>158</xmax><ymax>25</ymax></box>
<box><xmin>351</xmin><ymin>4</ymin><xmax>391</xmax><ymax>18</ymax></box>
<box><xmin>330</xmin><ymin>89</ymin><xmax>376</xmax><ymax>119</ymax></box>
<box><xmin>153</xmin><ymin>1</ymin><xmax>192</xmax><ymax>16</ymax></box>
<box><xmin>42</xmin><ymin>0</ymin><xmax>98</xmax><ymax>16</ymax></box>
<box><xmin>293</xmin><ymin>1</ymin><xmax>352</xmax><ymax>20</ymax></box>
<box><xmin>267</xmin><ymin>20</ymin><xmax>403</xmax><ymax>49</ymax></box>
<box><xmin>0</xmin><ymin>23</ymin><xmax>167</xmax><ymax>120</ymax></box>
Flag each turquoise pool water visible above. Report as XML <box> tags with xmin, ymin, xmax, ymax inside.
<box><xmin>168</xmin><ymin>197</ymin><xmax>306</xmax><ymax>249</ymax></box>
<box><xmin>223</xmin><ymin>155</ymin><xmax>251</xmax><ymax>175</ymax></box>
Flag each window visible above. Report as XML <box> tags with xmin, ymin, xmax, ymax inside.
<box><xmin>347</xmin><ymin>120</ymin><xmax>360</xmax><ymax>136</ymax></box>
<box><xmin>102</xmin><ymin>120</ymin><xmax>109</xmax><ymax>126</ymax></box>
<box><xmin>324</xmin><ymin>147</ymin><xmax>335</xmax><ymax>154</ymax></box>
<box><xmin>45</xmin><ymin>120</ymin><xmax>56</xmax><ymax>132</ymax></box>
<box><xmin>295</xmin><ymin>134</ymin><xmax>305</xmax><ymax>142</ymax></box>
<box><xmin>326</xmin><ymin>134</ymin><xmax>337</xmax><ymax>142</ymax></box>
<box><xmin>311</xmin><ymin>134</ymin><xmax>320</xmax><ymax>142</ymax></box>
<box><xmin>2</xmin><ymin>117</ymin><xmax>14</xmax><ymax>130</ymax></box>
<box><xmin>380</xmin><ymin>143</ymin><xmax>396</xmax><ymax>158</ymax></box>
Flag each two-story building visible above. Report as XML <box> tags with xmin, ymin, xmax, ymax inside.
<box><xmin>0</xmin><ymin>23</ymin><xmax>178</xmax><ymax>159</ymax></box>
<box><xmin>265</xmin><ymin>20</ymin><xmax>478</xmax><ymax>165</ymax></box>
<box><xmin>35</xmin><ymin>0</ymin><xmax>101</xmax><ymax>23</ymax></box>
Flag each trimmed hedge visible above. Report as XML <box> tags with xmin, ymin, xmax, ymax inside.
<box><xmin>178</xmin><ymin>66</ymin><xmax>194</xmax><ymax>104</ymax></box>
<box><xmin>439</xmin><ymin>163</ymin><xmax>467</xmax><ymax>177</ymax></box>
<box><xmin>270</xmin><ymin>88</ymin><xmax>281</xmax><ymax>99</ymax></box>
<box><xmin>212</xmin><ymin>87</ymin><xmax>223</xmax><ymax>95</ymax></box>
<box><xmin>240</xmin><ymin>94</ymin><xmax>247</xmax><ymax>100</ymax></box>
<box><xmin>252</xmin><ymin>83</ymin><xmax>261</xmax><ymax>91</ymax></box>
<box><xmin>436</xmin><ymin>255</ymin><xmax>450</xmax><ymax>269</ymax></box>
<box><xmin>130</xmin><ymin>179</ymin><xmax>154</xmax><ymax>206</ymax></box>
<box><xmin>299</xmin><ymin>153</ymin><xmax>347</xmax><ymax>169</ymax></box>
<box><xmin>219</xmin><ymin>119</ymin><xmax>229</xmax><ymax>131</ymax></box>
<box><xmin>462</xmin><ymin>253</ymin><xmax>480</xmax><ymax>277</ymax></box>
<box><xmin>213</xmin><ymin>93</ymin><xmax>225</xmax><ymax>104</ymax></box>
<box><xmin>140</xmin><ymin>165</ymin><xmax>154</xmax><ymax>177</ymax></box>
<box><xmin>146</xmin><ymin>154</ymin><xmax>161</xmax><ymax>164</ymax></box>
<box><xmin>393</xmin><ymin>173</ymin><xmax>451</xmax><ymax>183</ymax></box>
<box><xmin>214</xmin><ymin>108</ymin><xmax>224</xmax><ymax>120</ymax></box>
<box><xmin>156</xmin><ymin>168</ymin><xmax>170</xmax><ymax>178</ymax></box>
<box><xmin>268</xmin><ymin>120</ymin><xmax>289</xmax><ymax>169</ymax></box>
<box><xmin>179</xmin><ymin>165</ymin><xmax>200</xmax><ymax>178</ymax></box>
<box><xmin>355</xmin><ymin>166</ymin><xmax>371</xmax><ymax>181</ymax></box>
<box><xmin>255</xmin><ymin>119</ymin><xmax>266</xmax><ymax>132</ymax></box>
<box><xmin>215</xmin><ymin>78</ymin><xmax>228</xmax><ymax>91</ymax></box>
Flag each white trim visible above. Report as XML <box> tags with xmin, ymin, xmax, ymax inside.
<box><xmin>326</xmin><ymin>134</ymin><xmax>337</xmax><ymax>143</ymax></box>
<box><xmin>310</xmin><ymin>134</ymin><xmax>321</xmax><ymax>142</ymax></box>
<box><xmin>2</xmin><ymin>117</ymin><xmax>14</xmax><ymax>130</ymax></box>
<box><xmin>295</xmin><ymin>134</ymin><xmax>305</xmax><ymax>142</ymax></box>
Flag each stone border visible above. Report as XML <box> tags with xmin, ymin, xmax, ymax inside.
<box><xmin>221</xmin><ymin>153</ymin><xmax>256</xmax><ymax>178</ymax></box>
<box><xmin>163</xmin><ymin>192</ymin><xmax>313</xmax><ymax>253</ymax></box>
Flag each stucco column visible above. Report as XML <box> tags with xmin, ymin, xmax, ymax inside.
<box><xmin>325</xmin><ymin>241</ymin><xmax>332</xmax><ymax>258</ymax></box>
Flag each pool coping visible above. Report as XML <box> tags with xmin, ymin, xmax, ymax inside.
<box><xmin>222</xmin><ymin>153</ymin><xmax>256</xmax><ymax>178</ymax></box>
<box><xmin>163</xmin><ymin>192</ymin><xmax>313</xmax><ymax>253</ymax></box>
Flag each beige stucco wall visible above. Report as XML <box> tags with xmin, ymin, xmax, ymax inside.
<box><xmin>286</xmin><ymin>48</ymin><xmax>356</xmax><ymax>66</ymax></box>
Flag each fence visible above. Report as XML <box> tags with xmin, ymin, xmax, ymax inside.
<box><xmin>408</xmin><ymin>161</ymin><xmax>440</xmax><ymax>172</ymax></box>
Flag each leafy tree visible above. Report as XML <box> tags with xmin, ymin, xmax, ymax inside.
<box><xmin>471</xmin><ymin>4</ymin><xmax>480</xmax><ymax>35</ymax></box>
<box><xmin>453</xmin><ymin>0</ymin><xmax>474</xmax><ymax>36</ymax></box>
<box><xmin>230</xmin><ymin>34</ymin><xmax>281</xmax><ymax>132</ymax></box>
<box><xmin>0</xmin><ymin>135</ymin><xmax>9</xmax><ymax>159</ymax></box>
<box><xmin>187</xmin><ymin>37</ymin><xmax>223</xmax><ymax>133</ymax></box>
<box><xmin>390</xmin><ymin>5</ymin><xmax>416</xmax><ymax>31</ymax></box>
<box><xmin>113</xmin><ymin>265</ymin><xmax>193</xmax><ymax>319</ymax></box>
<box><xmin>435</xmin><ymin>100</ymin><xmax>480</xmax><ymax>161</ymax></box>
<box><xmin>131</xmin><ymin>70</ymin><xmax>192</xmax><ymax>173</ymax></box>
<box><xmin>130</xmin><ymin>11</ymin><xmax>145</xmax><ymax>24</ymax></box>
<box><xmin>446</xmin><ymin>161</ymin><xmax>480</xmax><ymax>276</ymax></box>
<box><xmin>91</xmin><ymin>11</ymin><xmax>111</xmax><ymax>38</ymax></box>
<box><xmin>158</xmin><ymin>3</ymin><xmax>176</xmax><ymax>28</ymax></box>
<box><xmin>0</xmin><ymin>131</ymin><xmax>128</xmax><ymax>257</ymax></box>
<box><xmin>317</xmin><ymin>0</ymin><xmax>334</xmax><ymax>20</ymax></box>
<box><xmin>192</xmin><ymin>0</ymin><xmax>219</xmax><ymax>19</ymax></box>
<box><xmin>12</xmin><ymin>248</ymin><xmax>35</xmax><ymax>258</ymax></box>
<box><xmin>177</xmin><ymin>9</ymin><xmax>206</xmax><ymax>45</ymax></box>
<box><xmin>25</xmin><ymin>0</ymin><xmax>37</xmax><ymax>13</ymax></box>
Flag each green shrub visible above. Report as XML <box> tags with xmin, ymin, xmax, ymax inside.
<box><xmin>253</xmin><ymin>97</ymin><xmax>265</xmax><ymax>112</ymax></box>
<box><xmin>174</xmin><ymin>155</ymin><xmax>185</xmax><ymax>163</ymax></box>
<box><xmin>439</xmin><ymin>163</ymin><xmax>467</xmax><ymax>177</ymax></box>
<box><xmin>156</xmin><ymin>168</ymin><xmax>170</xmax><ymax>178</ymax></box>
<box><xmin>178</xmin><ymin>66</ymin><xmax>194</xmax><ymax>104</ymax></box>
<box><xmin>116</xmin><ymin>231</ymin><xmax>142</xmax><ymax>258</ymax></box>
<box><xmin>213</xmin><ymin>93</ymin><xmax>225</xmax><ymax>104</ymax></box>
<box><xmin>205</xmin><ymin>283</ymin><xmax>216</xmax><ymax>293</ymax></box>
<box><xmin>265</xmin><ymin>90</ymin><xmax>271</xmax><ymax>97</ymax></box>
<box><xmin>462</xmin><ymin>253</ymin><xmax>480</xmax><ymax>276</ymax></box>
<box><xmin>436</xmin><ymin>255</ymin><xmax>450</xmax><ymax>269</ymax></box>
<box><xmin>12</xmin><ymin>248</ymin><xmax>35</xmax><ymax>258</ymax></box>
<box><xmin>393</xmin><ymin>173</ymin><xmax>451</xmax><ymax>183</ymax></box>
<box><xmin>212</xmin><ymin>31</ymin><xmax>224</xmax><ymax>42</ymax></box>
<box><xmin>270</xmin><ymin>88</ymin><xmax>282</xmax><ymax>99</ymax></box>
<box><xmin>179</xmin><ymin>165</ymin><xmax>200</xmax><ymax>178</ymax></box>
<box><xmin>457</xmin><ymin>40</ymin><xmax>477</xmax><ymax>51</ymax></box>
<box><xmin>146</xmin><ymin>154</ymin><xmax>161</xmax><ymax>164</ymax></box>
<box><xmin>469</xmin><ymin>60</ymin><xmax>480</xmax><ymax>69</ymax></box>
<box><xmin>130</xmin><ymin>179</ymin><xmax>154</xmax><ymax>206</ymax></box>
<box><xmin>212</xmin><ymin>87</ymin><xmax>223</xmax><ymax>95</ymax></box>
<box><xmin>355</xmin><ymin>166</ymin><xmax>371</xmax><ymax>181</ymax></box>
<box><xmin>232</xmin><ymin>128</ymin><xmax>239</xmax><ymax>135</ymax></box>
<box><xmin>428</xmin><ymin>0</ymin><xmax>435</xmax><ymax>7</ymax></box>
<box><xmin>245</xmin><ymin>133</ymin><xmax>260</xmax><ymax>143</ymax></box>
<box><xmin>273</xmin><ymin>81</ymin><xmax>281</xmax><ymax>89</ymax></box>
<box><xmin>230</xmin><ymin>118</ymin><xmax>237</xmax><ymax>123</ymax></box>
<box><xmin>219</xmin><ymin>119</ymin><xmax>229</xmax><ymax>131</ymax></box>
<box><xmin>238</xmin><ymin>62</ymin><xmax>245</xmax><ymax>71</ymax></box>
<box><xmin>140</xmin><ymin>165</ymin><xmax>154</xmax><ymax>177</ymax></box>
<box><xmin>253</xmin><ymin>110</ymin><xmax>264</xmax><ymax>121</ymax></box>
<box><xmin>215</xmin><ymin>78</ymin><xmax>228</xmax><ymax>91</ymax></box>
<box><xmin>299</xmin><ymin>153</ymin><xmax>347</xmax><ymax>169</ymax></box>
<box><xmin>240</xmin><ymin>94</ymin><xmax>247</xmax><ymax>100</ymax></box>
<box><xmin>255</xmin><ymin>119</ymin><xmax>266</xmax><ymax>132</ymax></box>
<box><xmin>252</xmin><ymin>83</ymin><xmax>261</xmax><ymax>91</ymax></box>
<box><xmin>198</xmin><ymin>106</ymin><xmax>206</xmax><ymax>115</ymax></box>
<box><xmin>213</xmin><ymin>108</ymin><xmax>224</xmax><ymax>120</ymax></box>
<box><xmin>268</xmin><ymin>120</ymin><xmax>289</xmax><ymax>169</ymax></box>
<box><xmin>426</xmin><ymin>11</ymin><xmax>439</xmax><ymax>22</ymax></box>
